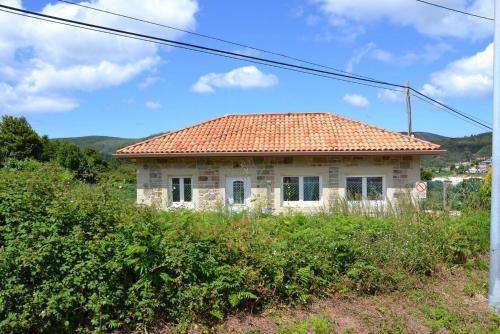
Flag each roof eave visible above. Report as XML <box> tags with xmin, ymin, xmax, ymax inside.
<box><xmin>113</xmin><ymin>149</ymin><xmax>446</xmax><ymax>159</ymax></box>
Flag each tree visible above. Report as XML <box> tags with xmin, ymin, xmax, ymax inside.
<box><xmin>420</xmin><ymin>168</ymin><xmax>434</xmax><ymax>181</ymax></box>
<box><xmin>0</xmin><ymin>115</ymin><xmax>44</xmax><ymax>162</ymax></box>
<box><xmin>54</xmin><ymin>141</ymin><xmax>85</xmax><ymax>172</ymax></box>
<box><xmin>482</xmin><ymin>168</ymin><xmax>492</xmax><ymax>197</ymax></box>
<box><xmin>82</xmin><ymin>146</ymin><xmax>108</xmax><ymax>172</ymax></box>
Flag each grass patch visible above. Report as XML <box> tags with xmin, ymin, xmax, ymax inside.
<box><xmin>278</xmin><ymin>315</ymin><xmax>332</xmax><ymax>334</ymax></box>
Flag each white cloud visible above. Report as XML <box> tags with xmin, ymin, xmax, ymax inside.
<box><xmin>139</xmin><ymin>76</ymin><xmax>161</xmax><ymax>89</ymax></box>
<box><xmin>18</xmin><ymin>58</ymin><xmax>159</xmax><ymax>94</ymax></box>
<box><xmin>371</xmin><ymin>49</ymin><xmax>393</xmax><ymax>63</ymax></box>
<box><xmin>343</xmin><ymin>93</ymin><xmax>369</xmax><ymax>108</ymax></box>
<box><xmin>400</xmin><ymin>43</ymin><xmax>453</xmax><ymax>65</ymax></box>
<box><xmin>191</xmin><ymin>66</ymin><xmax>278</xmax><ymax>94</ymax></box>
<box><xmin>377</xmin><ymin>89</ymin><xmax>404</xmax><ymax>103</ymax></box>
<box><xmin>145</xmin><ymin>101</ymin><xmax>162</xmax><ymax>110</ymax></box>
<box><xmin>315</xmin><ymin>0</ymin><xmax>492</xmax><ymax>40</ymax></box>
<box><xmin>0</xmin><ymin>0</ymin><xmax>198</xmax><ymax>113</ymax></box>
<box><xmin>346</xmin><ymin>42</ymin><xmax>452</xmax><ymax>71</ymax></box>
<box><xmin>422</xmin><ymin>43</ymin><xmax>493</xmax><ymax>98</ymax></box>
<box><xmin>0</xmin><ymin>83</ymin><xmax>78</xmax><ymax>113</ymax></box>
<box><xmin>346</xmin><ymin>43</ymin><xmax>376</xmax><ymax>72</ymax></box>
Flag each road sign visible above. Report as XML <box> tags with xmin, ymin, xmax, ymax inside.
<box><xmin>415</xmin><ymin>181</ymin><xmax>427</xmax><ymax>199</ymax></box>
<box><xmin>416</xmin><ymin>181</ymin><xmax>427</xmax><ymax>193</ymax></box>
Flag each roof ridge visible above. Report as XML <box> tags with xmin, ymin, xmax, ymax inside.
<box><xmin>223</xmin><ymin>112</ymin><xmax>331</xmax><ymax>117</ymax></box>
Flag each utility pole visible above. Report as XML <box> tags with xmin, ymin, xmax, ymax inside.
<box><xmin>405</xmin><ymin>80</ymin><xmax>413</xmax><ymax>136</ymax></box>
<box><xmin>490</xmin><ymin>0</ymin><xmax>500</xmax><ymax>313</ymax></box>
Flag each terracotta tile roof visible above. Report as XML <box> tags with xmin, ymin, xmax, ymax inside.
<box><xmin>116</xmin><ymin>112</ymin><xmax>442</xmax><ymax>156</ymax></box>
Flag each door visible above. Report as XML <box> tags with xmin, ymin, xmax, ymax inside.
<box><xmin>226</xmin><ymin>177</ymin><xmax>250</xmax><ymax>210</ymax></box>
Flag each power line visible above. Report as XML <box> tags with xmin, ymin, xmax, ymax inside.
<box><xmin>0</xmin><ymin>8</ymin><xmax>405</xmax><ymax>93</ymax></box>
<box><xmin>411</xmin><ymin>94</ymin><xmax>476</xmax><ymax>130</ymax></box>
<box><xmin>412</xmin><ymin>92</ymin><xmax>492</xmax><ymax>130</ymax></box>
<box><xmin>57</xmin><ymin>0</ymin><xmax>374</xmax><ymax>81</ymax></box>
<box><xmin>411</xmin><ymin>93</ymin><xmax>488</xmax><ymax>131</ymax></box>
<box><xmin>411</xmin><ymin>93</ymin><xmax>491</xmax><ymax>131</ymax></box>
<box><xmin>0</xmin><ymin>3</ymin><xmax>406</xmax><ymax>91</ymax></box>
<box><xmin>0</xmin><ymin>4</ymin><xmax>492</xmax><ymax>131</ymax></box>
<box><xmin>57</xmin><ymin>0</ymin><xmax>494</xmax><ymax>130</ymax></box>
<box><xmin>415</xmin><ymin>0</ymin><xmax>494</xmax><ymax>21</ymax></box>
<box><xmin>410</xmin><ymin>88</ymin><xmax>492</xmax><ymax>130</ymax></box>
<box><xmin>412</xmin><ymin>89</ymin><xmax>492</xmax><ymax>127</ymax></box>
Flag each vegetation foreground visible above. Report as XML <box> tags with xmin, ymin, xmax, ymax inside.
<box><xmin>0</xmin><ymin>165</ymin><xmax>497</xmax><ymax>333</ymax></box>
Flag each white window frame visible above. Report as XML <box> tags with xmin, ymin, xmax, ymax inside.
<box><xmin>345</xmin><ymin>175</ymin><xmax>385</xmax><ymax>205</ymax></box>
<box><xmin>226</xmin><ymin>176</ymin><xmax>251</xmax><ymax>210</ymax></box>
<box><xmin>170</xmin><ymin>177</ymin><xmax>193</xmax><ymax>208</ymax></box>
<box><xmin>282</xmin><ymin>176</ymin><xmax>322</xmax><ymax>207</ymax></box>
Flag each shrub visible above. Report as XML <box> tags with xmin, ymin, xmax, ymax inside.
<box><xmin>2</xmin><ymin>158</ymin><xmax>44</xmax><ymax>171</ymax></box>
<box><xmin>0</xmin><ymin>167</ymin><xmax>491</xmax><ymax>332</ymax></box>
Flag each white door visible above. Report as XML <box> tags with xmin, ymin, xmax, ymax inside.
<box><xmin>226</xmin><ymin>177</ymin><xmax>251</xmax><ymax>210</ymax></box>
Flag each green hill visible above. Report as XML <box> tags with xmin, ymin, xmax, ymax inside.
<box><xmin>52</xmin><ymin>136</ymin><xmax>140</xmax><ymax>156</ymax></box>
<box><xmin>414</xmin><ymin>132</ymin><xmax>492</xmax><ymax>168</ymax></box>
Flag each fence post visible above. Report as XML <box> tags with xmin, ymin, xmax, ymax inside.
<box><xmin>442</xmin><ymin>180</ymin><xmax>450</xmax><ymax>211</ymax></box>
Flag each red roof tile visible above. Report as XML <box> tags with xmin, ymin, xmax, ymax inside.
<box><xmin>116</xmin><ymin>112</ymin><xmax>442</xmax><ymax>156</ymax></box>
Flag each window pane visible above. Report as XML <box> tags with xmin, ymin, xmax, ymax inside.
<box><xmin>346</xmin><ymin>177</ymin><xmax>363</xmax><ymax>201</ymax></box>
<box><xmin>367</xmin><ymin>177</ymin><xmax>383</xmax><ymax>200</ymax></box>
<box><xmin>283</xmin><ymin>177</ymin><xmax>299</xmax><ymax>201</ymax></box>
<box><xmin>233</xmin><ymin>180</ymin><xmax>245</xmax><ymax>204</ymax></box>
<box><xmin>303</xmin><ymin>176</ymin><xmax>320</xmax><ymax>201</ymax></box>
<box><xmin>183</xmin><ymin>178</ymin><xmax>192</xmax><ymax>202</ymax></box>
<box><xmin>172</xmin><ymin>178</ymin><xmax>180</xmax><ymax>202</ymax></box>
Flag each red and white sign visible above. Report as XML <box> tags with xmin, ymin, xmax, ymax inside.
<box><xmin>415</xmin><ymin>181</ymin><xmax>427</xmax><ymax>198</ymax></box>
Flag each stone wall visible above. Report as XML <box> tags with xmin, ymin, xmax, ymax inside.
<box><xmin>135</xmin><ymin>155</ymin><xmax>421</xmax><ymax>211</ymax></box>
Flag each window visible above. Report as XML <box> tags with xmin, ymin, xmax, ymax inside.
<box><xmin>367</xmin><ymin>177</ymin><xmax>383</xmax><ymax>200</ymax></box>
<box><xmin>232</xmin><ymin>180</ymin><xmax>245</xmax><ymax>204</ymax></box>
<box><xmin>346</xmin><ymin>176</ymin><xmax>384</xmax><ymax>201</ymax></box>
<box><xmin>282</xmin><ymin>176</ymin><xmax>320</xmax><ymax>203</ymax></box>
<box><xmin>283</xmin><ymin>177</ymin><xmax>299</xmax><ymax>201</ymax></box>
<box><xmin>346</xmin><ymin>177</ymin><xmax>363</xmax><ymax>201</ymax></box>
<box><xmin>303</xmin><ymin>176</ymin><xmax>320</xmax><ymax>201</ymax></box>
<box><xmin>171</xmin><ymin>177</ymin><xmax>192</xmax><ymax>203</ymax></box>
<box><xmin>226</xmin><ymin>177</ymin><xmax>250</xmax><ymax>208</ymax></box>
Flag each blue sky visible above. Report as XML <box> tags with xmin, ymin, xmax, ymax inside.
<box><xmin>0</xmin><ymin>0</ymin><xmax>494</xmax><ymax>138</ymax></box>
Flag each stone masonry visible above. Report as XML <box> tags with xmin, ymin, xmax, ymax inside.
<box><xmin>136</xmin><ymin>155</ymin><xmax>421</xmax><ymax>211</ymax></box>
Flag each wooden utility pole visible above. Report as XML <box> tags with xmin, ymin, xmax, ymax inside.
<box><xmin>405</xmin><ymin>80</ymin><xmax>412</xmax><ymax>136</ymax></box>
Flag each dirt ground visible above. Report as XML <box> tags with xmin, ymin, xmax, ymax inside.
<box><xmin>146</xmin><ymin>262</ymin><xmax>499</xmax><ymax>334</ymax></box>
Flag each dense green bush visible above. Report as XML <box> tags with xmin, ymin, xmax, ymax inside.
<box><xmin>0</xmin><ymin>115</ymin><xmax>44</xmax><ymax>162</ymax></box>
<box><xmin>0</xmin><ymin>167</ymin><xmax>490</xmax><ymax>333</ymax></box>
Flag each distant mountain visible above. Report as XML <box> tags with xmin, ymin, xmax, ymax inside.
<box><xmin>52</xmin><ymin>136</ymin><xmax>141</xmax><ymax>156</ymax></box>
<box><xmin>52</xmin><ymin>133</ymin><xmax>166</xmax><ymax>157</ymax></box>
<box><xmin>411</xmin><ymin>132</ymin><xmax>450</xmax><ymax>142</ymax></box>
<box><xmin>413</xmin><ymin>132</ymin><xmax>492</xmax><ymax>168</ymax></box>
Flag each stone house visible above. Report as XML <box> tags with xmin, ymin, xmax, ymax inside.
<box><xmin>115</xmin><ymin>112</ymin><xmax>443</xmax><ymax>212</ymax></box>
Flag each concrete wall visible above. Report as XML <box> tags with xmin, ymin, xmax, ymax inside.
<box><xmin>135</xmin><ymin>155</ymin><xmax>421</xmax><ymax>212</ymax></box>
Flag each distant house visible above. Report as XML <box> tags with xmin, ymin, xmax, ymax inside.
<box><xmin>115</xmin><ymin>112</ymin><xmax>443</xmax><ymax>212</ymax></box>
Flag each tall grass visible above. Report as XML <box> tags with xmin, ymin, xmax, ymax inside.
<box><xmin>0</xmin><ymin>166</ymin><xmax>490</xmax><ymax>333</ymax></box>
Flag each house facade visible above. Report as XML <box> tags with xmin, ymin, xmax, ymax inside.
<box><xmin>115</xmin><ymin>113</ymin><xmax>443</xmax><ymax>212</ymax></box>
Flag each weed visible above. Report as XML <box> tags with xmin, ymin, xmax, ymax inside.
<box><xmin>278</xmin><ymin>315</ymin><xmax>332</xmax><ymax>334</ymax></box>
